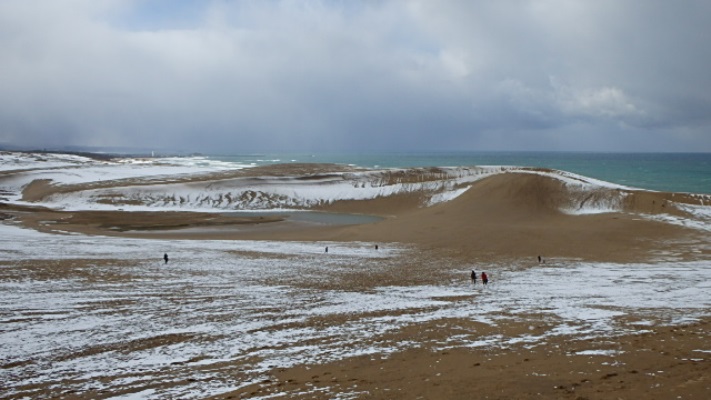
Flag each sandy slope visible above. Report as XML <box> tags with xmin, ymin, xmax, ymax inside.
<box><xmin>310</xmin><ymin>172</ymin><xmax>702</xmax><ymax>263</ymax></box>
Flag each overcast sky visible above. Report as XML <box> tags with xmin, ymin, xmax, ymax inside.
<box><xmin>1</xmin><ymin>0</ymin><xmax>710</xmax><ymax>153</ymax></box>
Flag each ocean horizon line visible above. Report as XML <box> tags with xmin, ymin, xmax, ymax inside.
<box><xmin>3</xmin><ymin>146</ymin><xmax>711</xmax><ymax>156</ymax></box>
<box><xmin>2</xmin><ymin>148</ymin><xmax>709</xmax><ymax>194</ymax></box>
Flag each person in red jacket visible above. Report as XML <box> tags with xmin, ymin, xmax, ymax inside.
<box><xmin>481</xmin><ymin>272</ymin><xmax>489</xmax><ymax>285</ymax></box>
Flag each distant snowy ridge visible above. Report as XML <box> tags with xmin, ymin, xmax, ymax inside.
<box><xmin>40</xmin><ymin>167</ymin><xmax>500</xmax><ymax>211</ymax></box>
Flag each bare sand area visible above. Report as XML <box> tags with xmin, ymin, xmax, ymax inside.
<box><xmin>214</xmin><ymin>319</ymin><xmax>710</xmax><ymax>400</ymax></box>
<box><xmin>1</xmin><ymin>164</ymin><xmax>710</xmax><ymax>399</ymax></box>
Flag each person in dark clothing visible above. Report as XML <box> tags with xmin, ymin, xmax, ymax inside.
<box><xmin>325</xmin><ymin>246</ymin><xmax>328</xmax><ymax>253</ymax></box>
<box><xmin>163</xmin><ymin>253</ymin><xmax>169</xmax><ymax>264</ymax></box>
<box><xmin>470</xmin><ymin>270</ymin><xmax>477</xmax><ymax>284</ymax></box>
<box><xmin>481</xmin><ymin>272</ymin><xmax>489</xmax><ymax>285</ymax></box>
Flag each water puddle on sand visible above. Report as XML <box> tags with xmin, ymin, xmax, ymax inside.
<box><xmin>115</xmin><ymin>210</ymin><xmax>384</xmax><ymax>235</ymax></box>
<box><xmin>221</xmin><ymin>210</ymin><xmax>383</xmax><ymax>225</ymax></box>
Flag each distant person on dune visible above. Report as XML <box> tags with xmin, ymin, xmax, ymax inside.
<box><xmin>471</xmin><ymin>270</ymin><xmax>477</xmax><ymax>284</ymax></box>
<box><xmin>163</xmin><ymin>253</ymin><xmax>169</xmax><ymax>264</ymax></box>
<box><xmin>481</xmin><ymin>272</ymin><xmax>489</xmax><ymax>285</ymax></box>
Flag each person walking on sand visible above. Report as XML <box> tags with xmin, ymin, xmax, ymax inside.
<box><xmin>163</xmin><ymin>253</ymin><xmax>169</xmax><ymax>264</ymax></box>
<box><xmin>470</xmin><ymin>270</ymin><xmax>477</xmax><ymax>284</ymax></box>
<box><xmin>481</xmin><ymin>271</ymin><xmax>489</xmax><ymax>285</ymax></box>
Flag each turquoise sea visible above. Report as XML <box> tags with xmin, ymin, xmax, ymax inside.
<box><xmin>208</xmin><ymin>152</ymin><xmax>711</xmax><ymax>195</ymax></box>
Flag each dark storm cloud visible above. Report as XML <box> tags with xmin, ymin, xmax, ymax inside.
<box><xmin>0</xmin><ymin>0</ymin><xmax>710</xmax><ymax>153</ymax></box>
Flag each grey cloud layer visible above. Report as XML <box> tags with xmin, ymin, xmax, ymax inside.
<box><xmin>1</xmin><ymin>0</ymin><xmax>709</xmax><ymax>152</ymax></box>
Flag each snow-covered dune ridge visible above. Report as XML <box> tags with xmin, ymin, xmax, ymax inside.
<box><xmin>515</xmin><ymin>169</ymin><xmax>632</xmax><ymax>215</ymax></box>
<box><xmin>2</xmin><ymin>152</ymin><xmax>711</xmax><ymax>229</ymax></box>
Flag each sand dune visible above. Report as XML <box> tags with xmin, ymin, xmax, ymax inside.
<box><xmin>5</xmin><ymin>164</ymin><xmax>709</xmax><ymax>263</ymax></box>
<box><xmin>309</xmin><ymin>172</ymin><xmax>704</xmax><ymax>263</ymax></box>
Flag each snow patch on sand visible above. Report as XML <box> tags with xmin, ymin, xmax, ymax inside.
<box><xmin>1</xmin><ymin>223</ymin><xmax>709</xmax><ymax>398</ymax></box>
